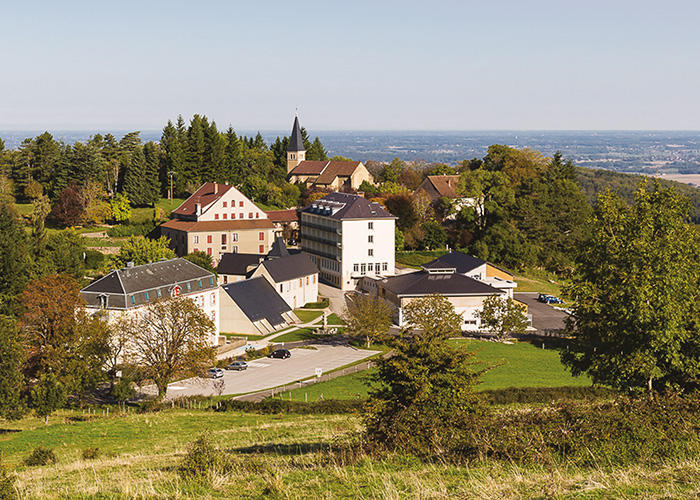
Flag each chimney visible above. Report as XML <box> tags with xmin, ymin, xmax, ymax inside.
<box><xmin>194</xmin><ymin>203</ymin><xmax>202</xmax><ymax>216</ymax></box>
<box><xmin>214</xmin><ymin>183</ymin><xmax>218</xmax><ymax>195</ymax></box>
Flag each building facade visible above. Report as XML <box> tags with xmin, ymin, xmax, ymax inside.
<box><xmin>300</xmin><ymin>192</ymin><xmax>396</xmax><ymax>290</ymax></box>
<box><xmin>80</xmin><ymin>258</ymin><xmax>220</xmax><ymax>345</ymax></box>
<box><xmin>159</xmin><ymin>182</ymin><xmax>275</xmax><ymax>263</ymax></box>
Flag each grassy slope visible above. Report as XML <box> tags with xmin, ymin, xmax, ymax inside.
<box><xmin>285</xmin><ymin>339</ymin><xmax>589</xmax><ymax>401</ymax></box>
<box><xmin>1</xmin><ymin>409</ymin><xmax>696</xmax><ymax>498</ymax></box>
<box><xmin>293</xmin><ymin>309</ymin><xmax>323</xmax><ymax>323</ymax></box>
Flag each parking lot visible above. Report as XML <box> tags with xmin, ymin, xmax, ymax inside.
<box><xmin>142</xmin><ymin>343</ymin><xmax>380</xmax><ymax>400</ymax></box>
<box><xmin>515</xmin><ymin>292</ymin><xmax>569</xmax><ymax>333</ymax></box>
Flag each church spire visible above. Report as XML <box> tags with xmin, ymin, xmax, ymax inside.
<box><xmin>286</xmin><ymin>114</ymin><xmax>306</xmax><ymax>174</ymax></box>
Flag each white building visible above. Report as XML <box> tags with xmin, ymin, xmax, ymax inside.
<box><xmin>80</xmin><ymin>258</ymin><xmax>220</xmax><ymax>346</ymax></box>
<box><xmin>300</xmin><ymin>192</ymin><xmax>396</xmax><ymax>290</ymax></box>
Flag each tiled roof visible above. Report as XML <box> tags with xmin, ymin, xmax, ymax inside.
<box><xmin>422</xmin><ymin>251</ymin><xmax>486</xmax><ymax>274</ymax></box>
<box><xmin>221</xmin><ymin>277</ymin><xmax>292</xmax><ymax>325</ymax></box>
<box><xmin>265</xmin><ymin>209</ymin><xmax>299</xmax><ymax>222</ymax></box>
<box><xmin>171</xmin><ymin>182</ymin><xmax>233</xmax><ymax>217</ymax></box>
<box><xmin>379</xmin><ymin>270</ymin><xmax>503</xmax><ymax>297</ymax></box>
<box><xmin>289</xmin><ymin>160</ymin><xmax>329</xmax><ymax>175</ymax></box>
<box><xmin>314</xmin><ymin>161</ymin><xmax>362</xmax><ymax>185</ymax></box>
<box><xmin>262</xmin><ymin>253</ymin><xmax>318</xmax><ymax>283</ymax></box>
<box><xmin>302</xmin><ymin>192</ymin><xmax>395</xmax><ymax>220</ymax></box>
<box><xmin>425</xmin><ymin>175</ymin><xmax>461</xmax><ymax>198</ymax></box>
<box><xmin>160</xmin><ymin>219</ymin><xmax>274</xmax><ymax>232</ymax></box>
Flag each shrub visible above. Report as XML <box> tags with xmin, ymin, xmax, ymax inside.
<box><xmin>216</xmin><ymin>398</ymin><xmax>363</xmax><ymax>415</ymax></box>
<box><xmin>110</xmin><ymin>377</ymin><xmax>136</xmax><ymax>403</ymax></box>
<box><xmin>81</xmin><ymin>447</ymin><xmax>100</xmax><ymax>460</ymax></box>
<box><xmin>0</xmin><ymin>456</ymin><xmax>17</xmax><ymax>500</ymax></box>
<box><xmin>178</xmin><ymin>432</ymin><xmax>234</xmax><ymax>484</ymax></box>
<box><xmin>84</xmin><ymin>249</ymin><xmax>104</xmax><ymax>269</ymax></box>
<box><xmin>302</xmin><ymin>297</ymin><xmax>329</xmax><ymax>309</ymax></box>
<box><xmin>24</xmin><ymin>447</ymin><xmax>57</xmax><ymax>466</ymax></box>
<box><xmin>106</xmin><ymin>221</ymin><xmax>155</xmax><ymax>238</ymax></box>
<box><xmin>481</xmin><ymin>386</ymin><xmax>617</xmax><ymax>405</ymax></box>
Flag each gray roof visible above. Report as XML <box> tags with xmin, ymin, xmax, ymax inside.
<box><xmin>221</xmin><ymin>277</ymin><xmax>292</xmax><ymax>325</ymax></box>
<box><xmin>302</xmin><ymin>192</ymin><xmax>395</xmax><ymax>220</ymax></box>
<box><xmin>288</xmin><ymin>115</ymin><xmax>304</xmax><ymax>152</ymax></box>
<box><xmin>217</xmin><ymin>253</ymin><xmax>262</xmax><ymax>277</ymax></box>
<box><xmin>422</xmin><ymin>251</ymin><xmax>486</xmax><ymax>274</ymax></box>
<box><xmin>267</xmin><ymin>236</ymin><xmax>290</xmax><ymax>258</ymax></box>
<box><xmin>379</xmin><ymin>270</ymin><xmax>503</xmax><ymax>297</ymax></box>
<box><xmin>261</xmin><ymin>253</ymin><xmax>318</xmax><ymax>283</ymax></box>
<box><xmin>81</xmin><ymin>258</ymin><xmax>216</xmax><ymax>309</ymax></box>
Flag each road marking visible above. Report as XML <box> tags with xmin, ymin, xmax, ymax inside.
<box><xmin>248</xmin><ymin>362</ymin><xmax>272</xmax><ymax>367</ymax></box>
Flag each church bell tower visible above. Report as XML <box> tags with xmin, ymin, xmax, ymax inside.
<box><xmin>287</xmin><ymin>115</ymin><xmax>306</xmax><ymax>174</ymax></box>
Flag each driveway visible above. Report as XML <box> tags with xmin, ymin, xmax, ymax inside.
<box><xmin>318</xmin><ymin>283</ymin><xmax>347</xmax><ymax>316</ymax></box>
<box><xmin>514</xmin><ymin>292</ymin><xmax>568</xmax><ymax>333</ymax></box>
<box><xmin>142</xmin><ymin>344</ymin><xmax>380</xmax><ymax>400</ymax></box>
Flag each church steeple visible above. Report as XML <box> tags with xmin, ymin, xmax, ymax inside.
<box><xmin>287</xmin><ymin>114</ymin><xmax>306</xmax><ymax>174</ymax></box>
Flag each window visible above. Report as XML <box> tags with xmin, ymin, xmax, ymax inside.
<box><xmin>259</xmin><ymin>244</ymin><xmax>264</xmax><ymax>253</ymax></box>
<box><xmin>223</xmin><ymin>275</ymin><xmax>228</xmax><ymax>284</ymax></box>
<box><xmin>306</xmin><ymin>276</ymin><xmax>309</xmax><ymax>285</ymax></box>
<box><xmin>156</xmin><ymin>289</ymin><xmax>162</xmax><ymax>298</ymax></box>
<box><xmin>214</xmin><ymin>213</ymin><xmax>219</xmax><ymax>220</ymax></box>
<box><xmin>249</xmin><ymin>212</ymin><xmax>253</xmax><ymax>219</ymax></box>
<box><xmin>353</xmin><ymin>263</ymin><xmax>359</xmax><ymax>272</ymax></box>
<box><xmin>368</xmin><ymin>235</ymin><xmax>373</xmax><ymax>243</ymax></box>
<box><xmin>360</xmin><ymin>263</ymin><xmax>366</xmax><ymax>275</ymax></box>
<box><xmin>221</xmin><ymin>234</ymin><xmax>227</xmax><ymax>245</ymax></box>
<box><xmin>299</xmin><ymin>279</ymin><xmax>303</xmax><ymax>287</ymax></box>
<box><xmin>210</xmin><ymin>293</ymin><xmax>216</xmax><ymax>305</ymax></box>
<box><xmin>256</xmin><ymin>212</ymin><xmax>259</xmax><ymax>218</ymax></box>
<box><xmin>209</xmin><ymin>277</ymin><xmax>214</xmax><ymax>286</ymax></box>
<box><xmin>187</xmin><ymin>282</ymin><xmax>192</xmax><ymax>291</ymax></box>
<box><xmin>291</xmin><ymin>153</ymin><xmax>295</xmax><ymax>160</ymax></box>
<box><xmin>223</xmin><ymin>201</ymin><xmax>227</xmax><ymax>207</ymax></box>
<box><xmin>232</xmin><ymin>245</ymin><xmax>238</xmax><ymax>253</ymax></box>
<box><xmin>207</xmin><ymin>235</ymin><xmax>212</xmax><ymax>244</ymax></box>
<box><xmin>258</xmin><ymin>232</ymin><xmax>264</xmax><ymax>241</ymax></box>
<box><xmin>239</xmin><ymin>213</ymin><xmax>244</xmax><ymax>219</ymax></box>
<box><xmin>194</xmin><ymin>235</ymin><xmax>199</xmax><ymax>244</ymax></box>
<box><xmin>280</xmin><ymin>284</ymin><xmax>283</xmax><ymax>292</ymax></box>
<box><xmin>239</xmin><ymin>201</ymin><xmax>243</xmax><ymax>207</ymax></box>
<box><xmin>232</xmin><ymin>233</ymin><xmax>238</xmax><ymax>242</ymax></box>
<box><xmin>368</xmin><ymin>249</ymin><xmax>374</xmax><ymax>256</ymax></box>
<box><xmin>223</xmin><ymin>213</ymin><xmax>227</xmax><ymax>219</ymax></box>
<box><xmin>198</xmin><ymin>280</ymin><xmax>202</xmax><ymax>288</ymax></box>
<box><xmin>99</xmin><ymin>295</ymin><xmax>107</xmax><ymax>308</ymax></box>
<box><xmin>382</xmin><ymin>262</ymin><xmax>388</xmax><ymax>271</ymax></box>
<box><xmin>207</xmin><ymin>248</ymin><xmax>212</xmax><ymax>255</ymax></box>
<box><xmin>313</xmin><ymin>275</ymin><xmax>316</xmax><ymax>284</ymax></box>
<box><xmin>144</xmin><ymin>291</ymin><xmax>149</xmax><ymax>300</ymax></box>
<box><xmin>368</xmin><ymin>222</ymin><xmax>373</xmax><ymax>230</ymax></box>
<box><xmin>368</xmin><ymin>263</ymin><xmax>373</xmax><ymax>272</ymax></box>
<box><xmin>130</xmin><ymin>295</ymin><xmax>135</xmax><ymax>304</ymax></box>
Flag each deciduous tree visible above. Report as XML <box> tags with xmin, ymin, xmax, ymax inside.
<box><xmin>478</xmin><ymin>295</ymin><xmax>528</xmax><ymax>341</ymax></box>
<box><xmin>112</xmin><ymin>236</ymin><xmax>175</xmax><ymax>268</ymax></box>
<box><xmin>345</xmin><ymin>294</ymin><xmax>393</xmax><ymax>347</ymax></box>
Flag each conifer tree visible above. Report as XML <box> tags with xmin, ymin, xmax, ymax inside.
<box><xmin>224</xmin><ymin>126</ymin><xmax>242</xmax><ymax>185</ymax></box>
<box><xmin>306</xmin><ymin>137</ymin><xmax>328</xmax><ymax>161</ymax></box>
<box><xmin>143</xmin><ymin>142</ymin><xmax>162</xmax><ymax>206</ymax></box>
<box><xmin>122</xmin><ymin>146</ymin><xmax>148</xmax><ymax>206</ymax></box>
<box><xmin>161</xmin><ymin>121</ymin><xmax>186</xmax><ymax>197</ymax></box>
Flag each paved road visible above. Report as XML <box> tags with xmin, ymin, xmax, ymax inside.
<box><xmin>142</xmin><ymin>344</ymin><xmax>380</xmax><ymax>400</ymax></box>
<box><xmin>515</xmin><ymin>292</ymin><xmax>568</xmax><ymax>332</ymax></box>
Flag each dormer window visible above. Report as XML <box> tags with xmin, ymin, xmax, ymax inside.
<box><xmin>98</xmin><ymin>294</ymin><xmax>108</xmax><ymax>308</ymax></box>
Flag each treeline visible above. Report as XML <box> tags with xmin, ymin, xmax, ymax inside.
<box><xmin>0</xmin><ymin>114</ymin><xmax>329</xmax><ymax>211</ymax></box>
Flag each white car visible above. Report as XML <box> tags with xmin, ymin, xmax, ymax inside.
<box><xmin>207</xmin><ymin>367</ymin><xmax>224</xmax><ymax>379</ymax></box>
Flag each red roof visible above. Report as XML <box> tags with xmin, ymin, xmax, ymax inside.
<box><xmin>289</xmin><ymin>161</ymin><xmax>329</xmax><ymax>175</ymax></box>
<box><xmin>161</xmin><ymin>219</ymin><xmax>274</xmax><ymax>232</ymax></box>
<box><xmin>172</xmin><ymin>182</ymin><xmax>233</xmax><ymax>216</ymax></box>
<box><xmin>265</xmin><ymin>209</ymin><xmax>299</xmax><ymax>222</ymax></box>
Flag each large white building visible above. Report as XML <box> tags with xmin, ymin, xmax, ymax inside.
<box><xmin>300</xmin><ymin>192</ymin><xmax>396</xmax><ymax>290</ymax></box>
<box><xmin>80</xmin><ymin>258</ymin><xmax>220</xmax><ymax>346</ymax></box>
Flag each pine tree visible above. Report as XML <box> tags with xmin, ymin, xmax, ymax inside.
<box><xmin>143</xmin><ymin>142</ymin><xmax>162</xmax><ymax>206</ymax></box>
<box><xmin>122</xmin><ymin>146</ymin><xmax>148</xmax><ymax>206</ymax></box>
<box><xmin>224</xmin><ymin>126</ymin><xmax>242</xmax><ymax>185</ymax></box>
<box><xmin>252</xmin><ymin>132</ymin><xmax>267</xmax><ymax>152</ymax></box>
<box><xmin>185</xmin><ymin>115</ymin><xmax>206</xmax><ymax>189</ymax></box>
<box><xmin>204</xmin><ymin>121</ymin><xmax>226</xmax><ymax>182</ymax></box>
<box><xmin>306</xmin><ymin>137</ymin><xmax>328</xmax><ymax>161</ymax></box>
<box><xmin>161</xmin><ymin>120</ymin><xmax>186</xmax><ymax>197</ymax></box>
<box><xmin>0</xmin><ymin>204</ymin><xmax>31</xmax><ymax>314</ymax></box>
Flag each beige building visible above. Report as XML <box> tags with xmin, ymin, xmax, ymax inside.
<box><xmin>286</xmin><ymin>116</ymin><xmax>374</xmax><ymax>190</ymax></box>
<box><xmin>160</xmin><ymin>182</ymin><xmax>275</xmax><ymax>263</ymax></box>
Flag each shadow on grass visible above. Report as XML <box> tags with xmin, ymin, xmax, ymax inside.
<box><xmin>228</xmin><ymin>442</ymin><xmax>330</xmax><ymax>456</ymax></box>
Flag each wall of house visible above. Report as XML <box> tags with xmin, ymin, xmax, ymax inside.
<box><xmin>340</xmin><ymin>218</ymin><xmax>395</xmax><ymax>290</ymax></box>
<box><xmin>350</xmin><ymin>163</ymin><xmax>374</xmax><ymax>189</ymax></box>
<box><xmin>162</xmin><ymin>227</ymin><xmax>274</xmax><ymax>263</ymax></box>
<box><xmin>197</xmin><ymin>186</ymin><xmax>269</xmax><ymax>222</ymax></box>
<box><xmin>217</xmin><ymin>273</ymin><xmax>247</xmax><ymax>285</ymax></box>
<box><xmin>218</xmin><ymin>291</ymin><xmax>260</xmax><ymax>335</ymax></box>
<box><xmin>251</xmin><ymin>266</ymin><xmax>318</xmax><ymax>309</ymax></box>
<box><xmin>486</xmin><ymin>264</ymin><xmax>514</xmax><ymax>280</ymax></box>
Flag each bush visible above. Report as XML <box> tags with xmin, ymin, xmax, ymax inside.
<box><xmin>460</xmin><ymin>394</ymin><xmax>699</xmax><ymax>467</ymax></box>
<box><xmin>106</xmin><ymin>221</ymin><xmax>155</xmax><ymax>238</ymax></box>
<box><xmin>0</xmin><ymin>456</ymin><xmax>17</xmax><ymax>500</ymax></box>
<box><xmin>110</xmin><ymin>377</ymin><xmax>136</xmax><ymax>402</ymax></box>
<box><xmin>24</xmin><ymin>447</ymin><xmax>57</xmax><ymax>466</ymax></box>
<box><xmin>84</xmin><ymin>249</ymin><xmax>104</xmax><ymax>269</ymax></box>
<box><xmin>481</xmin><ymin>386</ymin><xmax>618</xmax><ymax>405</ymax></box>
<box><xmin>302</xmin><ymin>297</ymin><xmax>329</xmax><ymax>309</ymax></box>
<box><xmin>216</xmin><ymin>398</ymin><xmax>363</xmax><ymax>415</ymax></box>
<box><xmin>81</xmin><ymin>448</ymin><xmax>100</xmax><ymax>460</ymax></box>
<box><xmin>178</xmin><ymin>432</ymin><xmax>234</xmax><ymax>484</ymax></box>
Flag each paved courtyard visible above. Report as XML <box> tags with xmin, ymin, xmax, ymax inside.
<box><xmin>514</xmin><ymin>292</ymin><xmax>569</xmax><ymax>332</ymax></box>
<box><xmin>142</xmin><ymin>343</ymin><xmax>379</xmax><ymax>400</ymax></box>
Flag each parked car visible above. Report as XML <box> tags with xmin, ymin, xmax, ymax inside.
<box><xmin>268</xmin><ymin>349</ymin><xmax>291</xmax><ymax>359</ymax></box>
<box><xmin>545</xmin><ymin>296</ymin><xmax>563</xmax><ymax>304</ymax></box>
<box><xmin>226</xmin><ymin>361</ymin><xmax>248</xmax><ymax>371</ymax></box>
<box><xmin>537</xmin><ymin>293</ymin><xmax>552</xmax><ymax>303</ymax></box>
<box><xmin>207</xmin><ymin>367</ymin><xmax>224</xmax><ymax>378</ymax></box>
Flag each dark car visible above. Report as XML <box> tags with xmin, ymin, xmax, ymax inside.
<box><xmin>545</xmin><ymin>296</ymin><xmax>563</xmax><ymax>304</ymax></box>
<box><xmin>207</xmin><ymin>367</ymin><xmax>224</xmax><ymax>379</ymax></box>
<box><xmin>537</xmin><ymin>293</ymin><xmax>552</xmax><ymax>303</ymax></box>
<box><xmin>226</xmin><ymin>361</ymin><xmax>248</xmax><ymax>371</ymax></box>
<box><xmin>268</xmin><ymin>349</ymin><xmax>291</xmax><ymax>359</ymax></box>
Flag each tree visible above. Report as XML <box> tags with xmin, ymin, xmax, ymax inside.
<box><xmin>31</xmin><ymin>373</ymin><xmax>66</xmax><ymax>424</ymax></box>
<box><xmin>380</xmin><ymin>158</ymin><xmax>405</xmax><ymax>183</ymax></box>
<box><xmin>19</xmin><ymin>274</ymin><xmax>110</xmax><ymax>396</ymax></box>
<box><xmin>421</xmin><ymin>221</ymin><xmax>447</xmax><ymax>250</ymax></box>
<box><xmin>183</xmin><ymin>250</ymin><xmax>215</xmax><ymax>273</ymax></box>
<box><xmin>49</xmin><ymin>183</ymin><xmax>86</xmax><ymax>227</ymax></box>
<box><xmin>363</xmin><ymin>295</ymin><xmax>485</xmax><ymax>457</ymax></box>
<box><xmin>345</xmin><ymin>294</ymin><xmax>393</xmax><ymax>347</ymax></box>
<box><xmin>306</xmin><ymin>137</ymin><xmax>328</xmax><ymax>161</ymax></box>
<box><xmin>122</xmin><ymin>146</ymin><xmax>150</xmax><ymax>206</ymax></box>
<box><xmin>30</xmin><ymin>194</ymin><xmax>51</xmax><ymax>256</ymax></box>
<box><xmin>121</xmin><ymin>297</ymin><xmax>215</xmax><ymax>399</ymax></box>
<box><xmin>478</xmin><ymin>296</ymin><xmax>528</xmax><ymax>341</ymax></box>
<box><xmin>0</xmin><ymin>204</ymin><xmax>31</xmax><ymax>314</ymax></box>
<box><xmin>44</xmin><ymin>229</ymin><xmax>86</xmax><ymax>278</ymax></box>
<box><xmin>394</xmin><ymin>227</ymin><xmax>405</xmax><ymax>251</ymax></box>
<box><xmin>82</xmin><ymin>180</ymin><xmax>111</xmax><ymax>224</ymax></box>
<box><xmin>110</xmin><ymin>193</ymin><xmax>132</xmax><ymax>223</ymax></box>
<box><xmin>112</xmin><ymin>236</ymin><xmax>175</xmax><ymax>268</ymax></box>
<box><xmin>562</xmin><ymin>182</ymin><xmax>700</xmax><ymax>394</ymax></box>
<box><xmin>0</xmin><ymin>316</ymin><xmax>25</xmax><ymax>420</ymax></box>
<box><xmin>384</xmin><ymin>193</ymin><xmax>418</xmax><ymax>231</ymax></box>
<box><xmin>24</xmin><ymin>179</ymin><xmax>43</xmax><ymax>200</ymax></box>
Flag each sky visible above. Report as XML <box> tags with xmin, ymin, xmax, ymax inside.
<box><xmin>1</xmin><ymin>0</ymin><xmax>699</xmax><ymax>130</ymax></box>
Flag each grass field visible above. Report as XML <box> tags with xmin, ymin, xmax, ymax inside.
<box><xmin>326</xmin><ymin>313</ymin><xmax>345</xmax><ymax>325</ymax></box>
<box><xmin>293</xmin><ymin>309</ymin><xmax>323</xmax><ymax>323</ymax></box>
<box><xmin>0</xmin><ymin>408</ymin><xmax>696</xmax><ymax>498</ymax></box>
<box><xmin>514</xmin><ymin>267</ymin><xmax>566</xmax><ymax>295</ymax></box>
<box><xmin>285</xmin><ymin>339</ymin><xmax>590</xmax><ymax>401</ymax></box>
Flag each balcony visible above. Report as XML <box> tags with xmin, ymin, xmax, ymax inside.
<box><xmin>302</xmin><ymin>233</ymin><xmax>341</xmax><ymax>247</ymax></box>
<box><xmin>302</xmin><ymin>221</ymin><xmax>341</xmax><ymax>234</ymax></box>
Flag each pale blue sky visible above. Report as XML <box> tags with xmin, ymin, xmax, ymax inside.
<box><xmin>1</xmin><ymin>0</ymin><xmax>698</xmax><ymax>130</ymax></box>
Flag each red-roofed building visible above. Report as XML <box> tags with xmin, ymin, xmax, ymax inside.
<box><xmin>265</xmin><ymin>208</ymin><xmax>300</xmax><ymax>241</ymax></box>
<box><xmin>160</xmin><ymin>182</ymin><xmax>275</xmax><ymax>263</ymax></box>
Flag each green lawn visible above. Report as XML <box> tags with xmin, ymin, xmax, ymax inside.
<box><xmin>273</xmin><ymin>327</ymin><xmax>345</xmax><ymax>343</ymax></box>
<box><xmin>293</xmin><ymin>309</ymin><xmax>323</xmax><ymax>323</ymax></box>
<box><xmin>326</xmin><ymin>313</ymin><xmax>345</xmax><ymax>325</ymax></box>
<box><xmin>286</xmin><ymin>339</ymin><xmax>590</xmax><ymax>401</ymax></box>
<box><xmin>130</xmin><ymin>197</ymin><xmax>185</xmax><ymax>224</ymax></box>
<box><xmin>514</xmin><ymin>267</ymin><xmax>566</xmax><ymax>296</ymax></box>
